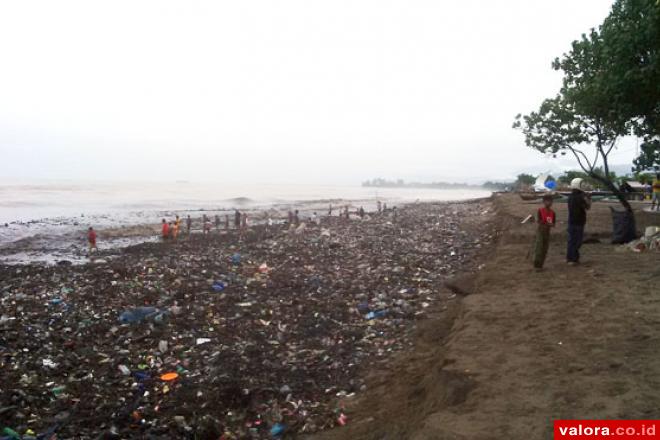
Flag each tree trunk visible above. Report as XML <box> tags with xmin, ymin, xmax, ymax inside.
<box><xmin>589</xmin><ymin>172</ymin><xmax>633</xmax><ymax>212</ymax></box>
<box><xmin>589</xmin><ymin>172</ymin><xmax>637</xmax><ymax>243</ymax></box>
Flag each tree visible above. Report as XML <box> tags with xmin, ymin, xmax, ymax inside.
<box><xmin>514</xmin><ymin>94</ymin><xmax>633</xmax><ymax>211</ymax></box>
<box><xmin>596</xmin><ymin>0</ymin><xmax>660</xmax><ymax>169</ymax></box>
<box><xmin>558</xmin><ymin>168</ymin><xmax>618</xmax><ymax>189</ymax></box>
<box><xmin>632</xmin><ymin>139</ymin><xmax>660</xmax><ymax>172</ymax></box>
<box><xmin>598</xmin><ymin>0</ymin><xmax>660</xmax><ymax>138</ymax></box>
<box><xmin>515</xmin><ymin>173</ymin><xmax>536</xmax><ymax>187</ymax></box>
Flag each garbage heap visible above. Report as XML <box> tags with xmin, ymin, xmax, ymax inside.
<box><xmin>0</xmin><ymin>201</ymin><xmax>494</xmax><ymax>439</ymax></box>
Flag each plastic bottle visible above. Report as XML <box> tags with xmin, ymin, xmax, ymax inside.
<box><xmin>118</xmin><ymin>307</ymin><xmax>159</xmax><ymax>324</ymax></box>
<box><xmin>365</xmin><ymin>310</ymin><xmax>387</xmax><ymax>320</ymax></box>
<box><xmin>212</xmin><ymin>281</ymin><xmax>226</xmax><ymax>292</ymax></box>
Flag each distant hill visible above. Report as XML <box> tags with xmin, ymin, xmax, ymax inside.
<box><xmin>362</xmin><ymin>178</ymin><xmax>483</xmax><ymax>190</ymax></box>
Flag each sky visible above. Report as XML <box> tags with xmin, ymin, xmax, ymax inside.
<box><xmin>0</xmin><ymin>0</ymin><xmax>640</xmax><ymax>185</ymax></box>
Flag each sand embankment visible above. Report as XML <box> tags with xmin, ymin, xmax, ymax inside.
<box><xmin>314</xmin><ymin>194</ymin><xmax>660</xmax><ymax>439</ymax></box>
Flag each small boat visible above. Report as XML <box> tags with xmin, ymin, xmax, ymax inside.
<box><xmin>518</xmin><ymin>192</ymin><xmax>543</xmax><ymax>201</ymax></box>
<box><xmin>518</xmin><ymin>192</ymin><xmax>563</xmax><ymax>201</ymax></box>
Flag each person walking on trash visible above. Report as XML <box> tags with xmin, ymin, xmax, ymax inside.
<box><xmin>186</xmin><ymin>215</ymin><xmax>192</xmax><ymax>234</ymax></box>
<box><xmin>87</xmin><ymin>227</ymin><xmax>98</xmax><ymax>254</ymax></box>
<box><xmin>161</xmin><ymin>219</ymin><xmax>169</xmax><ymax>240</ymax></box>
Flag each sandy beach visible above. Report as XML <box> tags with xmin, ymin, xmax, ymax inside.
<box><xmin>1</xmin><ymin>194</ymin><xmax>659</xmax><ymax>439</ymax></box>
<box><xmin>314</xmin><ymin>194</ymin><xmax>660</xmax><ymax>439</ymax></box>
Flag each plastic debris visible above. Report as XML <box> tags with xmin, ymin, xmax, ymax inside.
<box><xmin>0</xmin><ymin>200</ymin><xmax>494</xmax><ymax>438</ymax></box>
<box><xmin>212</xmin><ymin>281</ymin><xmax>226</xmax><ymax>291</ymax></box>
<box><xmin>118</xmin><ymin>306</ymin><xmax>165</xmax><ymax>324</ymax></box>
<box><xmin>160</xmin><ymin>372</ymin><xmax>179</xmax><ymax>381</ymax></box>
<box><xmin>270</xmin><ymin>423</ymin><xmax>286</xmax><ymax>437</ymax></box>
<box><xmin>365</xmin><ymin>310</ymin><xmax>388</xmax><ymax>320</ymax></box>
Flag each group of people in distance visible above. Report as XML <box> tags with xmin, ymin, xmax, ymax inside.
<box><xmin>532</xmin><ymin>178</ymin><xmax>593</xmax><ymax>271</ymax></box>
<box><xmin>161</xmin><ymin>210</ymin><xmax>250</xmax><ymax>240</ymax></box>
<box><xmin>324</xmin><ymin>202</ymin><xmax>388</xmax><ymax>221</ymax></box>
<box><xmin>87</xmin><ymin>202</ymin><xmax>393</xmax><ymax>254</ymax></box>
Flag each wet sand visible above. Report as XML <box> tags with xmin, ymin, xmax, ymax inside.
<box><xmin>0</xmin><ymin>198</ymin><xmax>457</xmax><ymax>265</ymax></box>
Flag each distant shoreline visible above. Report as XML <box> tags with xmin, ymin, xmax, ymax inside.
<box><xmin>0</xmin><ymin>192</ymin><xmax>492</xmax><ymax>265</ymax></box>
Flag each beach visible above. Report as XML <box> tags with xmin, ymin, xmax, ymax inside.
<box><xmin>314</xmin><ymin>194</ymin><xmax>660</xmax><ymax>440</ymax></box>
<box><xmin>2</xmin><ymin>193</ymin><xmax>659</xmax><ymax>439</ymax></box>
<box><xmin>0</xmin><ymin>198</ymin><xmax>494</xmax><ymax>439</ymax></box>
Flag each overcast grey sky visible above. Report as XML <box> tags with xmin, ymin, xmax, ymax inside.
<box><xmin>0</xmin><ymin>0</ymin><xmax>638</xmax><ymax>184</ymax></box>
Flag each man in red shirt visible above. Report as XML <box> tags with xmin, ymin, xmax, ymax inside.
<box><xmin>87</xmin><ymin>227</ymin><xmax>98</xmax><ymax>253</ymax></box>
<box><xmin>161</xmin><ymin>219</ymin><xmax>169</xmax><ymax>240</ymax></box>
<box><xmin>533</xmin><ymin>194</ymin><xmax>556</xmax><ymax>270</ymax></box>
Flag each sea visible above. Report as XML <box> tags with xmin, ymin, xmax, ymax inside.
<box><xmin>0</xmin><ymin>180</ymin><xmax>491</xmax><ymax>264</ymax></box>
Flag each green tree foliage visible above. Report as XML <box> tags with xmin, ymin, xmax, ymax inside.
<box><xmin>593</xmin><ymin>0</ymin><xmax>660</xmax><ymax>171</ymax></box>
<box><xmin>558</xmin><ymin>168</ymin><xmax>618</xmax><ymax>189</ymax></box>
<box><xmin>513</xmin><ymin>1</ymin><xmax>660</xmax><ymax>212</ymax></box>
<box><xmin>633</xmin><ymin>139</ymin><xmax>660</xmax><ymax>172</ymax></box>
<box><xmin>514</xmin><ymin>94</ymin><xmax>633</xmax><ymax>210</ymax></box>
<box><xmin>598</xmin><ymin>0</ymin><xmax>660</xmax><ymax>137</ymax></box>
<box><xmin>516</xmin><ymin>173</ymin><xmax>536</xmax><ymax>186</ymax></box>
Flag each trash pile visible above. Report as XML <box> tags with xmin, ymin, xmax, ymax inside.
<box><xmin>0</xmin><ymin>201</ymin><xmax>494</xmax><ymax>439</ymax></box>
<box><xmin>623</xmin><ymin>226</ymin><xmax>660</xmax><ymax>253</ymax></box>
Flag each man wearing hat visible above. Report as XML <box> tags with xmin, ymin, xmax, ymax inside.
<box><xmin>566</xmin><ymin>178</ymin><xmax>591</xmax><ymax>264</ymax></box>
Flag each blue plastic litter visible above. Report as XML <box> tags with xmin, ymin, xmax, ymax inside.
<box><xmin>357</xmin><ymin>302</ymin><xmax>370</xmax><ymax>313</ymax></box>
<box><xmin>212</xmin><ymin>281</ymin><xmax>226</xmax><ymax>292</ymax></box>
<box><xmin>118</xmin><ymin>307</ymin><xmax>166</xmax><ymax>324</ymax></box>
<box><xmin>132</xmin><ymin>371</ymin><xmax>150</xmax><ymax>381</ymax></box>
<box><xmin>270</xmin><ymin>423</ymin><xmax>286</xmax><ymax>437</ymax></box>
<box><xmin>365</xmin><ymin>310</ymin><xmax>388</xmax><ymax>320</ymax></box>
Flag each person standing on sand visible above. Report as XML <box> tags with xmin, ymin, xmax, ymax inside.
<box><xmin>294</xmin><ymin>210</ymin><xmax>300</xmax><ymax>226</ymax></box>
<box><xmin>186</xmin><ymin>215</ymin><xmax>192</xmax><ymax>234</ymax></box>
<box><xmin>652</xmin><ymin>174</ymin><xmax>660</xmax><ymax>211</ymax></box>
<box><xmin>567</xmin><ymin>178</ymin><xmax>591</xmax><ymax>264</ymax></box>
<box><xmin>161</xmin><ymin>219</ymin><xmax>169</xmax><ymax>240</ymax></box>
<box><xmin>533</xmin><ymin>195</ymin><xmax>556</xmax><ymax>270</ymax></box>
<box><xmin>215</xmin><ymin>215</ymin><xmax>221</xmax><ymax>231</ymax></box>
<box><xmin>225</xmin><ymin>214</ymin><xmax>230</xmax><ymax>231</ymax></box>
<box><xmin>377</xmin><ymin>200</ymin><xmax>382</xmax><ymax>213</ymax></box>
<box><xmin>359</xmin><ymin>206</ymin><xmax>365</xmax><ymax>219</ymax></box>
<box><xmin>87</xmin><ymin>227</ymin><xmax>98</xmax><ymax>253</ymax></box>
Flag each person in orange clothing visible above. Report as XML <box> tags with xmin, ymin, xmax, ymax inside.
<box><xmin>87</xmin><ymin>227</ymin><xmax>98</xmax><ymax>253</ymax></box>
<box><xmin>161</xmin><ymin>219</ymin><xmax>169</xmax><ymax>240</ymax></box>
<box><xmin>172</xmin><ymin>217</ymin><xmax>180</xmax><ymax>240</ymax></box>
